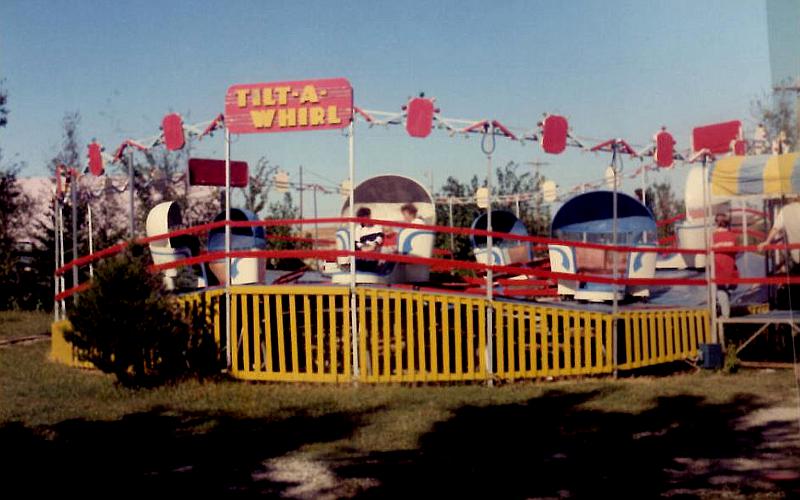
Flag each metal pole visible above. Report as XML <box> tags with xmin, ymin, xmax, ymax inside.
<box><xmin>641</xmin><ymin>163</ymin><xmax>647</xmax><ymax>208</ymax></box>
<box><xmin>87</xmin><ymin>203</ymin><xmax>94</xmax><ymax>279</ymax></box>
<box><xmin>796</xmin><ymin>90</ymin><xmax>800</xmax><ymax>149</ymax></box>
<box><xmin>53</xmin><ymin>197</ymin><xmax>60</xmax><ymax>321</ymax></box>
<box><xmin>70</xmin><ymin>170</ymin><xmax>79</xmax><ymax>304</ymax></box>
<box><xmin>742</xmin><ymin>199</ymin><xmax>749</xmax><ymax>272</ymax></box>
<box><xmin>448</xmin><ymin>197</ymin><xmax>455</xmax><ymax>253</ymax></box>
<box><xmin>224</xmin><ymin>128</ymin><xmax>232</xmax><ymax>368</ymax></box>
<box><xmin>299</xmin><ymin>165</ymin><xmax>304</xmax><ymax>220</ymax></box>
<box><xmin>702</xmin><ymin>155</ymin><xmax>718</xmax><ymax>343</ymax></box>
<box><xmin>796</xmin><ymin>91</ymin><xmax>800</xmax><ymax>150</ymax></box>
<box><xmin>485</xmin><ymin>151</ymin><xmax>494</xmax><ymax>385</ymax></box>
<box><xmin>128</xmin><ymin>150</ymin><xmax>135</xmax><ymax>239</ymax></box>
<box><xmin>514</xmin><ymin>194</ymin><xmax>520</xmax><ymax>218</ymax></box>
<box><xmin>313</xmin><ymin>185</ymin><xmax>319</xmax><ymax>251</ymax></box>
<box><xmin>611</xmin><ymin>144</ymin><xmax>620</xmax><ymax>377</ymax></box>
<box><xmin>58</xmin><ymin>205</ymin><xmax>66</xmax><ymax>316</ymax></box>
<box><xmin>348</xmin><ymin>118</ymin><xmax>359</xmax><ymax>380</ymax></box>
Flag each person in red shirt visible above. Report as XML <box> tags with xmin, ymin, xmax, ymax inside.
<box><xmin>713</xmin><ymin>212</ymin><xmax>738</xmax><ymax>316</ymax></box>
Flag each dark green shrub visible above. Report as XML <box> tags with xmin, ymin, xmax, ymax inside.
<box><xmin>66</xmin><ymin>243</ymin><xmax>220</xmax><ymax>387</ymax></box>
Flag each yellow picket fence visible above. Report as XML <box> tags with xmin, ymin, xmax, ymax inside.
<box><xmin>226</xmin><ymin>286</ymin><xmax>352</xmax><ymax>382</ymax></box>
<box><xmin>616</xmin><ymin>309</ymin><xmax>711</xmax><ymax>370</ymax></box>
<box><xmin>493</xmin><ymin>303</ymin><xmax>613</xmax><ymax>380</ymax></box>
<box><xmin>188</xmin><ymin>285</ymin><xmax>710</xmax><ymax>383</ymax></box>
<box><xmin>52</xmin><ymin>285</ymin><xmax>710</xmax><ymax>381</ymax></box>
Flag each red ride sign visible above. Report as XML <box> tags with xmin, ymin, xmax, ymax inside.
<box><xmin>225</xmin><ymin>78</ymin><xmax>353</xmax><ymax>134</ymax></box>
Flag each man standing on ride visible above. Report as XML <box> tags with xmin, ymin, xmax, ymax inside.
<box><xmin>713</xmin><ymin>212</ymin><xmax>738</xmax><ymax>317</ymax></box>
<box><xmin>758</xmin><ymin>197</ymin><xmax>800</xmax><ymax>308</ymax></box>
<box><xmin>758</xmin><ymin>196</ymin><xmax>800</xmax><ymax>273</ymax></box>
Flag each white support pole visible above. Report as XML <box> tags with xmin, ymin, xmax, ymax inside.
<box><xmin>701</xmin><ymin>154</ymin><xmax>718</xmax><ymax>343</ymax></box>
<box><xmin>70</xmin><ymin>171</ymin><xmax>78</xmax><ymax>304</ymax></box>
<box><xmin>87</xmin><ymin>204</ymin><xmax>94</xmax><ymax>279</ymax></box>
<box><xmin>313</xmin><ymin>185</ymin><xmax>319</xmax><ymax>251</ymax></box>
<box><xmin>641</xmin><ymin>163</ymin><xmax>647</xmax><ymax>208</ymax></box>
<box><xmin>53</xmin><ymin>198</ymin><xmax>60</xmax><ymax>321</ymax></box>
<box><xmin>611</xmin><ymin>144</ymin><xmax>620</xmax><ymax>377</ymax></box>
<box><xmin>741</xmin><ymin>199</ymin><xmax>750</xmax><ymax>272</ymax></box>
<box><xmin>224</xmin><ymin>128</ymin><xmax>232</xmax><ymax>368</ymax></box>
<box><xmin>485</xmin><ymin>151</ymin><xmax>494</xmax><ymax>385</ymax></box>
<box><xmin>58</xmin><ymin>205</ymin><xmax>66</xmax><ymax>316</ymax></box>
<box><xmin>348</xmin><ymin>118</ymin><xmax>359</xmax><ymax>380</ymax></box>
<box><xmin>128</xmin><ymin>150</ymin><xmax>135</xmax><ymax>239</ymax></box>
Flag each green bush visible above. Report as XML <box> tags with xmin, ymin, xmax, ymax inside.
<box><xmin>723</xmin><ymin>343</ymin><xmax>740</xmax><ymax>374</ymax></box>
<box><xmin>65</xmin><ymin>243</ymin><xmax>220</xmax><ymax>387</ymax></box>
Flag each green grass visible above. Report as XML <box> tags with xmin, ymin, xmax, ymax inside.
<box><xmin>4</xmin><ymin>338</ymin><xmax>794</xmax><ymax>434</ymax></box>
<box><xmin>0</xmin><ymin>309</ymin><xmax>52</xmax><ymax>339</ymax></box>
<box><xmin>1</xmin><ymin>310</ymin><xmax>799</xmax><ymax>498</ymax></box>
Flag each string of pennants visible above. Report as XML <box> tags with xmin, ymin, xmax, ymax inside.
<box><xmin>71</xmin><ymin>95</ymin><xmax>750</xmax><ymax>204</ymax></box>
<box><xmin>432</xmin><ymin>162</ymin><xmax>663</xmax><ymax>206</ymax></box>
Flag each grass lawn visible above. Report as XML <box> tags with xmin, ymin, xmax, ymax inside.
<box><xmin>1</xmin><ymin>311</ymin><xmax>799</xmax><ymax>498</ymax></box>
<box><xmin>0</xmin><ymin>309</ymin><xmax>52</xmax><ymax>339</ymax></box>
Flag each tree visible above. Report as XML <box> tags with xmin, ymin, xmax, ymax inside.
<box><xmin>0</xmin><ymin>85</ymin><xmax>38</xmax><ymax>309</ymax></box>
<box><xmin>494</xmin><ymin>161</ymin><xmax>551</xmax><ymax>237</ymax></box>
<box><xmin>645</xmin><ymin>181</ymin><xmax>685</xmax><ymax>242</ymax></box>
<box><xmin>0</xmin><ymin>165</ymin><xmax>35</xmax><ymax>309</ymax></box>
<box><xmin>434</xmin><ymin>161</ymin><xmax>551</xmax><ymax>263</ymax></box>
<box><xmin>751</xmin><ymin>89</ymin><xmax>798</xmax><ymax>153</ymax></box>
<box><xmin>0</xmin><ymin>81</ymin><xmax>7</xmax><ymax>128</ymax></box>
<box><xmin>435</xmin><ymin>174</ymin><xmax>482</xmax><ymax>262</ymax></box>
<box><xmin>264</xmin><ymin>192</ymin><xmax>309</xmax><ymax>269</ymax></box>
<box><xmin>241</xmin><ymin>156</ymin><xmax>278</xmax><ymax>216</ymax></box>
<box><xmin>66</xmin><ymin>243</ymin><xmax>220</xmax><ymax>388</ymax></box>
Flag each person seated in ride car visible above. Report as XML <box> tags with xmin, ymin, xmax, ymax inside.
<box><xmin>354</xmin><ymin>207</ymin><xmax>384</xmax><ymax>271</ymax></box>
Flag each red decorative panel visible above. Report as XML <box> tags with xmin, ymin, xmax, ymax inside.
<box><xmin>655</xmin><ymin>130</ymin><xmax>675</xmax><ymax>167</ymax></box>
<box><xmin>162</xmin><ymin>113</ymin><xmax>185</xmax><ymax>151</ymax></box>
<box><xmin>692</xmin><ymin>120</ymin><xmax>741</xmax><ymax>154</ymax></box>
<box><xmin>188</xmin><ymin>158</ymin><xmax>248</xmax><ymax>187</ymax></box>
<box><xmin>541</xmin><ymin>115</ymin><xmax>568</xmax><ymax>154</ymax></box>
<box><xmin>405</xmin><ymin>97</ymin><xmax>434</xmax><ymax>138</ymax></box>
<box><xmin>87</xmin><ymin>142</ymin><xmax>104</xmax><ymax>176</ymax></box>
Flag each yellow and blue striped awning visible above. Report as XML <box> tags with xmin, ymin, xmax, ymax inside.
<box><xmin>711</xmin><ymin>153</ymin><xmax>800</xmax><ymax>197</ymax></box>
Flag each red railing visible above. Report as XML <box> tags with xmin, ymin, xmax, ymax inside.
<box><xmin>53</xmin><ymin>217</ymin><xmax>800</xmax><ymax>302</ymax></box>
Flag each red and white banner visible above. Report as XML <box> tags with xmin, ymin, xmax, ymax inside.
<box><xmin>225</xmin><ymin>78</ymin><xmax>353</xmax><ymax>134</ymax></box>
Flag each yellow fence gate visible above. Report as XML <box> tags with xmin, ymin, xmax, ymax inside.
<box><xmin>158</xmin><ymin>285</ymin><xmax>710</xmax><ymax>383</ymax></box>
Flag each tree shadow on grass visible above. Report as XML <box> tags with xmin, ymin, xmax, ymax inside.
<box><xmin>334</xmin><ymin>390</ymin><xmax>800</xmax><ymax>499</ymax></box>
<box><xmin>0</xmin><ymin>406</ymin><xmax>371</xmax><ymax>498</ymax></box>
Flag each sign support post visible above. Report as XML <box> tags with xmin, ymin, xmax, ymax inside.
<box><xmin>225</xmin><ymin>127</ymin><xmax>232</xmax><ymax>368</ymax></box>
<box><xmin>349</xmin><ymin>117</ymin><xmax>359</xmax><ymax>380</ymax></box>
<box><xmin>611</xmin><ymin>142</ymin><xmax>620</xmax><ymax>378</ymax></box>
<box><xmin>482</xmin><ymin>124</ymin><xmax>495</xmax><ymax>385</ymax></box>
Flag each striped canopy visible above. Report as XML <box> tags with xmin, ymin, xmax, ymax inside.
<box><xmin>711</xmin><ymin>153</ymin><xmax>800</xmax><ymax>198</ymax></box>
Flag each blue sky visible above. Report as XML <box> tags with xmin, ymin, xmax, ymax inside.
<box><xmin>0</xmin><ymin>0</ymin><xmax>777</xmax><ymax>216</ymax></box>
